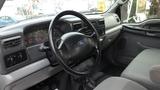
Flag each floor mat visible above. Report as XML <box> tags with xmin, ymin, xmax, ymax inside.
<box><xmin>102</xmin><ymin>65</ymin><xmax>125</xmax><ymax>76</ymax></box>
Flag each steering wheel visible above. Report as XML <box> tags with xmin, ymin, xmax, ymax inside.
<box><xmin>48</xmin><ymin>10</ymin><xmax>101</xmax><ymax>77</ymax></box>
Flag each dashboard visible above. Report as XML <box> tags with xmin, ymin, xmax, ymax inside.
<box><xmin>0</xmin><ymin>13</ymin><xmax>121</xmax><ymax>90</ymax></box>
<box><xmin>23</xmin><ymin>19</ymin><xmax>105</xmax><ymax>47</ymax></box>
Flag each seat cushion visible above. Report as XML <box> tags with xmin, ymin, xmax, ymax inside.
<box><xmin>94</xmin><ymin>77</ymin><xmax>147</xmax><ymax>90</ymax></box>
<box><xmin>121</xmin><ymin>49</ymin><xmax>160</xmax><ymax>90</ymax></box>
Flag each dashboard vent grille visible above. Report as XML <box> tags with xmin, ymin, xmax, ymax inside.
<box><xmin>82</xmin><ymin>29</ymin><xmax>93</xmax><ymax>35</ymax></box>
<box><xmin>73</xmin><ymin>22</ymin><xmax>82</xmax><ymax>30</ymax></box>
<box><xmin>91</xmin><ymin>21</ymin><xmax>97</xmax><ymax>26</ymax></box>
<box><xmin>98</xmin><ymin>20</ymin><xmax>104</xmax><ymax>25</ymax></box>
<box><xmin>3</xmin><ymin>36</ymin><xmax>21</xmax><ymax>49</ymax></box>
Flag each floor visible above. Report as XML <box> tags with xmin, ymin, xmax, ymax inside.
<box><xmin>27</xmin><ymin>63</ymin><xmax>125</xmax><ymax>90</ymax></box>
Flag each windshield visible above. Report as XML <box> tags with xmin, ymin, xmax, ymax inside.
<box><xmin>0</xmin><ymin>0</ymin><xmax>116</xmax><ymax>27</ymax></box>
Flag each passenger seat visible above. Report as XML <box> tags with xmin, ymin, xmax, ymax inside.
<box><xmin>94</xmin><ymin>77</ymin><xmax>147</xmax><ymax>90</ymax></box>
<box><xmin>121</xmin><ymin>49</ymin><xmax>160</xmax><ymax>90</ymax></box>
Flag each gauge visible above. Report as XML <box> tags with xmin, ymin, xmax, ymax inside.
<box><xmin>54</xmin><ymin>20</ymin><xmax>72</xmax><ymax>34</ymax></box>
<box><xmin>24</xmin><ymin>23</ymin><xmax>49</xmax><ymax>47</ymax></box>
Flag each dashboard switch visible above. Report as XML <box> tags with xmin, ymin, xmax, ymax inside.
<box><xmin>4</xmin><ymin>50</ymin><xmax>27</xmax><ymax>68</ymax></box>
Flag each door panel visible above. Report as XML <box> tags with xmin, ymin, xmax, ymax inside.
<box><xmin>112</xmin><ymin>24</ymin><xmax>160</xmax><ymax>66</ymax></box>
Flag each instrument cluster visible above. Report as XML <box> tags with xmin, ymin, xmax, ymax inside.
<box><xmin>24</xmin><ymin>20</ymin><xmax>72</xmax><ymax>47</ymax></box>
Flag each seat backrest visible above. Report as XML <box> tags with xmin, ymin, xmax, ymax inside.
<box><xmin>150</xmin><ymin>65</ymin><xmax>160</xmax><ymax>84</ymax></box>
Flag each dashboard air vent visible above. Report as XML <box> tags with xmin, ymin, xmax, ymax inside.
<box><xmin>91</xmin><ymin>21</ymin><xmax>97</xmax><ymax>26</ymax></box>
<box><xmin>82</xmin><ymin>29</ymin><xmax>93</xmax><ymax>35</ymax></box>
<box><xmin>3</xmin><ymin>36</ymin><xmax>21</xmax><ymax>49</ymax></box>
<box><xmin>98</xmin><ymin>20</ymin><xmax>104</xmax><ymax>25</ymax></box>
<box><xmin>72</xmin><ymin>22</ymin><xmax>82</xmax><ymax>30</ymax></box>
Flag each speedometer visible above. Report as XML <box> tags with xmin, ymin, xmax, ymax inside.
<box><xmin>54</xmin><ymin>20</ymin><xmax>72</xmax><ymax>34</ymax></box>
<box><xmin>24</xmin><ymin>23</ymin><xmax>49</xmax><ymax>47</ymax></box>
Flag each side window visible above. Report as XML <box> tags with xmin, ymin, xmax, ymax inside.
<box><xmin>121</xmin><ymin>0</ymin><xmax>160</xmax><ymax>23</ymax></box>
<box><xmin>148</xmin><ymin>0</ymin><xmax>160</xmax><ymax>18</ymax></box>
<box><xmin>121</xmin><ymin>0</ymin><xmax>135</xmax><ymax>22</ymax></box>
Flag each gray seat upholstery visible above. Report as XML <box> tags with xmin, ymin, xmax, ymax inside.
<box><xmin>150</xmin><ymin>65</ymin><xmax>160</xmax><ymax>84</ymax></box>
<box><xmin>94</xmin><ymin>77</ymin><xmax>147</xmax><ymax>90</ymax></box>
<box><xmin>121</xmin><ymin>49</ymin><xmax>160</xmax><ymax>90</ymax></box>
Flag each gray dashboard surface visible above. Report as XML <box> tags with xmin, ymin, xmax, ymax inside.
<box><xmin>1</xmin><ymin>58</ymin><xmax>61</xmax><ymax>90</ymax></box>
<box><xmin>0</xmin><ymin>13</ymin><xmax>122</xmax><ymax>90</ymax></box>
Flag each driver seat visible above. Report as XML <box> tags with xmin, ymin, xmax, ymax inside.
<box><xmin>94</xmin><ymin>77</ymin><xmax>147</xmax><ymax>90</ymax></box>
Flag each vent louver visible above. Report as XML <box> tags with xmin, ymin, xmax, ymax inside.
<box><xmin>98</xmin><ymin>20</ymin><xmax>104</xmax><ymax>25</ymax></box>
<box><xmin>3</xmin><ymin>36</ymin><xmax>21</xmax><ymax>49</ymax></box>
<box><xmin>73</xmin><ymin>22</ymin><xmax>82</xmax><ymax>30</ymax></box>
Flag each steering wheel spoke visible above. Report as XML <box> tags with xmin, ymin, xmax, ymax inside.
<box><xmin>56</xmin><ymin>39</ymin><xmax>63</xmax><ymax>50</ymax></box>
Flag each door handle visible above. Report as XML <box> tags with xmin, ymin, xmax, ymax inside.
<box><xmin>137</xmin><ymin>42</ymin><xmax>155</xmax><ymax>49</ymax></box>
<box><xmin>146</xmin><ymin>32</ymin><xmax>160</xmax><ymax>37</ymax></box>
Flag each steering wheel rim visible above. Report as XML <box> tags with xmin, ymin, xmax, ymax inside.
<box><xmin>48</xmin><ymin>10</ymin><xmax>101</xmax><ymax>77</ymax></box>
